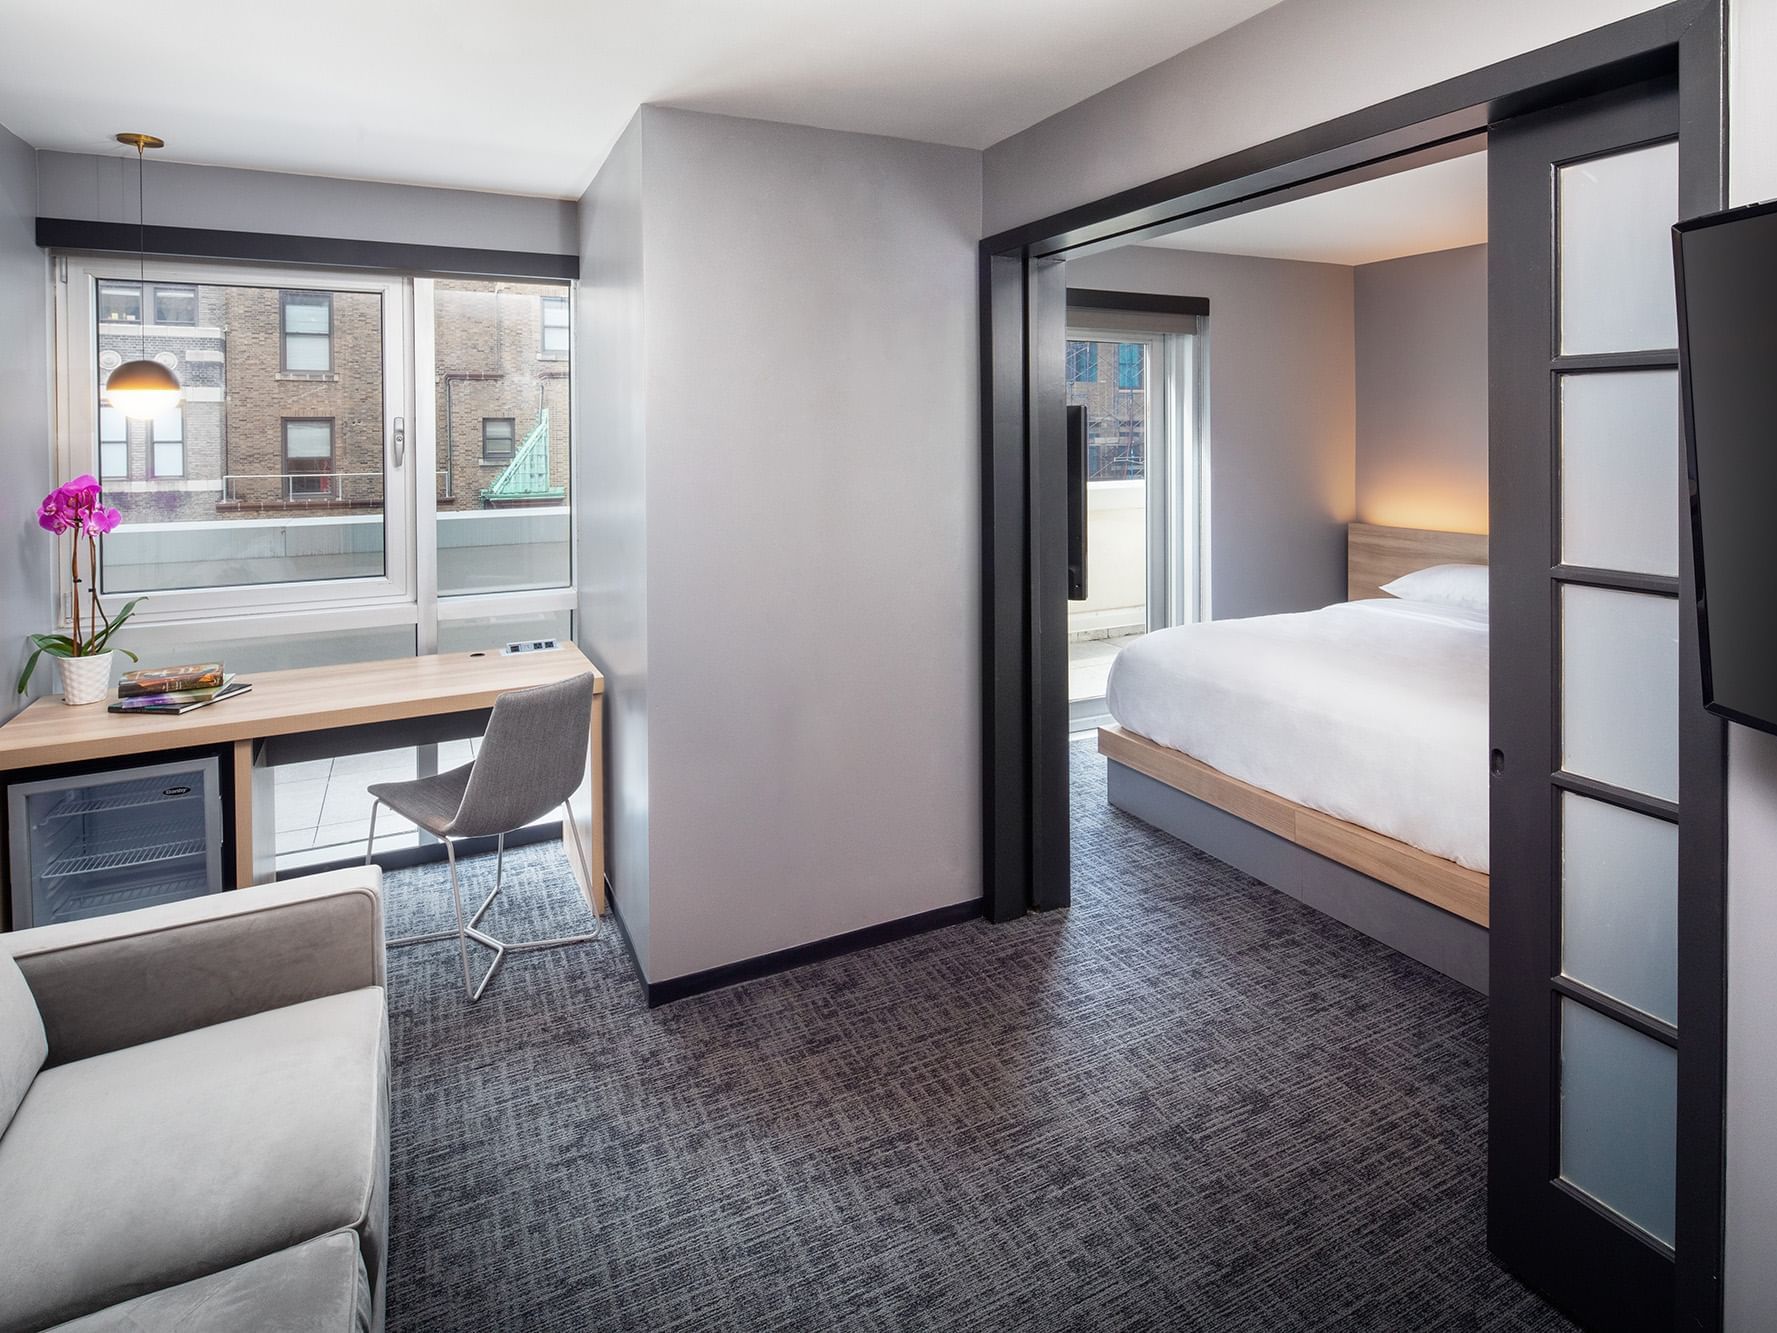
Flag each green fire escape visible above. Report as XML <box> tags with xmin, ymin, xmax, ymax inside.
<box><xmin>480</xmin><ymin>409</ymin><xmax>566</xmax><ymax>504</ymax></box>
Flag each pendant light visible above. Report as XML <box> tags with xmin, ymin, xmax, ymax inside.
<box><xmin>104</xmin><ymin>133</ymin><xmax>182</xmax><ymax>421</ymax></box>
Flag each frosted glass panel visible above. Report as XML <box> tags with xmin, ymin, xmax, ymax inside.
<box><xmin>1560</xmin><ymin>371</ymin><xmax>1681</xmax><ymax>576</ymax></box>
<box><xmin>1561</xmin><ymin>793</ymin><xmax>1678</xmax><ymax>1023</ymax></box>
<box><xmin>1560</xmin><ymin>1000</ymin><xmax>1676</xmax><ymax>1245</ymax></box>
<box><xmin>1562</xmin><ymin>586</ymin><xmax>1679</xmax><ymax>801</ymax></box>
<box><xmin>1559</xmin><ymin>141</ymin><xmax>1679</xmax><ymax>354</ymax></box>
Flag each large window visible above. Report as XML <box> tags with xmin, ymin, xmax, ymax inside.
<box><xmin>57</xmin><ymin>257</ymin><xmax>574</xmax><ymax>669</ymax></box>
<box><xmin>98</xmin><ymin>406</ymin><xmax>127</xmax><ymax>480</ymax></box>
<box><xmin>149</xmin><ymin>406</ymin><xmax>184</xmax><ymax>478</ymax></box>
<box><xmin>282</xmin><ymin>419</ymin><xmax>334</xmax><ymax>497</ymax></box>
<box><xmin>281</xmin><ymin>291</ymin><xmax>333</xmax><ymax>372</ymax></box>
<box><xmin>1066</xmin><ymin>340</ymin><xmax>1098</xmax><ymax>383</ymax></box>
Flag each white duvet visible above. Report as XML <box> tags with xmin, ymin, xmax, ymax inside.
<box><xmin>1104</xmin><ymin>598</ymin><xmax>1489</xmax><ymax>872</ymax></box>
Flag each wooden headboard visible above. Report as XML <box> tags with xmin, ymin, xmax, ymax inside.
<box><xmin>1347</xmin><ymin>523</ymin><xmax>1488</xmax><ymax>601</ymax></box>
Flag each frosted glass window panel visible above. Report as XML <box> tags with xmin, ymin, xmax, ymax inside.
<box><xmin>1559</xmin><ymin>141</ymin><xmax>1680</xmax><ymax>354</ymax></box>
<box><xmin>1562</xmin><ymin>585</ymin><xmax>1679</xmax><ymax>801</ymax></box>
<box><xmin>1561</xmin><ymin>371</ymin><xmax>1681</xmax><ymax>575</ymax></box>
<box><xmin>1560</xmin><ymin>1000</ymin><xmax>1677</xmax><ymax>1245</ymax></box>
<box><xmin>1561</xmin><ymin>794</ymin><xmax>1679</xmax><ymax>1023</ymax></box>
<box><xmin>437</xmin><ymin>610</ymin><xmax>573</xmax><ymax>655</ymax></box>
<box><xmin>115</xmin><ymin>622</ymin><xmax>415</xmax><ymax>674</ymax></box>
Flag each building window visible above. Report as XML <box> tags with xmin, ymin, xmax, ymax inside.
<box><xmin>280</xmin><ymin>292</ymin><xmax>333</xmax><ymax>372</ymax></box>
<box><xmin>149</xmin><ymin>407</ymin><xmax>184</xmax><ymax>478</ymax></box>
<box><xmin>481</xmin><ymin>417</ymin><xmax>516</xmax><ymax>462</ymax></box>
<box><xmin>283</xmin><ymin>418</ymin><xmax>334</xmax><ymax>498</ymax></box>
<box><xmin>98</xmin><ymin>281</ymin><xmax>141</xmax><ymax>324</ymax></box>
<box><xmin>1066</xmin><ymin>340</ymin><xmax>1098</xmax><ymax>383</ymax></box>
<box><xmin>1117</xmin><ymin>342</ymin><xmax>1144</xmax><ymax>390</ymax></box>
<box><xmin>540</xmin><ymin>294</ymin><xmax>569</xmax><ymax>357</ymax></box>
<box><xmin>152</xmin><ymin>285</ymin><xmax>198</xmax><ymax>326</ymax></box>
<box><xmin>98</xmin><ymin>406</ymin><xmax>128</xmax><ymax>480</ymax></box>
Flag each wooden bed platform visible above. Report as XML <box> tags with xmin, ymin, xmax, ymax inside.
<box><xmin>1095</xmin><ymin>523</ymin><xmax>1491</xmax><ymax>988</ymax></box>
<box><xmin>1097</xmin><ymin>724</ymin><xmax>1488</xmax><ymax>927</ymax></box>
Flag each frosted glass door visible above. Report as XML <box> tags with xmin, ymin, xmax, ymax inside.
<box><xmin>1488</xmin><ymin>73</ymin><xmax>1716</xmax><ymax>1330</ymax></box>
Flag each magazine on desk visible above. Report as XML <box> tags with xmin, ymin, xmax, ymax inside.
<box><xmin>108</xmin><ymin>679</ymin><xmax>253</xmax><ymax>716</ymax></box>
<box><xmin>117</xmin><ymin>662</ymin><xmax>225</xmax><ymax>698</ymax></box>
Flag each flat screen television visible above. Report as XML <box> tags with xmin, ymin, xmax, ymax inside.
<box><xmin>1675</xmin><ymin>199</ymin><xmax>1777</xmax><ymax>736</ymax></box>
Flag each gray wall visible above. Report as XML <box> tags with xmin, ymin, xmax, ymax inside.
<box><xmin>1066</xmin><ymin>244</ymin><xmax>1355</xmax><ymax>619</ymax></box>
<box><xmin>36</xmin><ymin>150</ymin><xmax>576</xmax><ymax>256</ymax></box>
<box><xmin>981</xmin><ymin>0</ymin><xmax>1668</xmax><ymax>234</ymax></box>
<box><xmin>575</xmin><ymin>115</ymin><xmax>652</xmax><ymax>967</ymax></box>
<box><xmin>578</xmin><ymin>108</ymin><xmax>983</xmax><ymax>984</ymax></box>
<box><xmin>1724</xmin><ymin>0</ymin><xmax>1777</xmax><ymax>1323</ymax></box>
<box><xmin>1354</xmin><ymin>245</ymin><xmax>1488</xmax><ymax>534</ymax></box>
<box><xmin>0</xmin><ymin>123</ymin><xmax>50</xmax><ymax>720</ymax></box>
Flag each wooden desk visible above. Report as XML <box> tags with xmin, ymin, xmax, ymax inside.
<box><xmin>0</xmin><ymin>646</ymin><xmax>606</xmax><ymax>915</ymax></box>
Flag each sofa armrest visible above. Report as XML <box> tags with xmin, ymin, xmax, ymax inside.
<box><xmin>2</xmin><ymin>868</ymin><xmax>384</xmax><ymax>1066</ymax></box>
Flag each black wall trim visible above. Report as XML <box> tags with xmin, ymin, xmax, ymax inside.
<box><xmin>36</xmin><ymin>217</ymin><xmax>579</xmax><ymax>282</ymax></box>
<box><xmin>646</xmin><ymin>899</ymin><xmax>984</xmax><ymax>1007</ymax></box>
<box><xmin>1066</xmin><ymin>288</ymin><xmax>1210</xmax><ymax>317</ymax></box>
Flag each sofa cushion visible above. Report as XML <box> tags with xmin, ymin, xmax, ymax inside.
<box><xmin>0</xmin><ymin>988</ymin><xmax>387</xmax><ymax>1333</ymax></box>
<box><xmin>0</xmin><ymin>951</ymin><xmax>47</xmax><ymax>1138</ymax></box>
<box><xmin>45</xmin><ymin>1230</ymin><xmax>372</xmax><ymax>1333</ymax></box>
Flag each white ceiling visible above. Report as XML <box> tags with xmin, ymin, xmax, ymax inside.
<box><xmin>0</xmin><ymin>0</ymin><xmax>1284</xmax><ymax>200</ymax></box>
<box><xmin>1141</xmin><ymin>150</ymin><xmax>1489</xmax><ymax>266</ymax></box>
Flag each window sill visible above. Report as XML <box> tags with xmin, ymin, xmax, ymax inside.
<box><xmin>275</xmin><ymin>371</ymin><xmax>339</xmax><ymax>383</ymax></box>
<box><xmin>479</xmin><ymin>458</ymin><xmax>514</xmax><ymax>467</ymax></box>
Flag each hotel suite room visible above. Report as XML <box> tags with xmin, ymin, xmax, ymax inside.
<box><xmin>1</xmin><ymin>2</ymin><xmax>1776</xmax><ymax>1332</ymax></box>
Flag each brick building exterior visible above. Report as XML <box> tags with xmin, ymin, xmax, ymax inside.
<box><xmin>97</xmin><ymin>277</ymin><xmax>571</xmax><ymax>524</ymax></box>
<box><xmin>1065</xmin><ymin>337</ymin><xmax>1149</xmax><ymax>481</ymax></box>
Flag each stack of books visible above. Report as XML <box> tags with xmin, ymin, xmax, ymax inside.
<box><xmin>109</xmin><ymin>662</ymin><xmax>253</xmax><ymax>716</ymax></box>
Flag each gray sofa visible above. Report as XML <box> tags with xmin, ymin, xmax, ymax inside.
<box><xmin>0</xmin><ymin>869</ymin><xmax>389</xmax><ymax>1333</ymax></box>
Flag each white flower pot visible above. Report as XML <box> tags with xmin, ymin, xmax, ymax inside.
<box><xmin>58</xmin><ymin>652</ymin><xmax>115</xmax><ymax>706</ymax></box>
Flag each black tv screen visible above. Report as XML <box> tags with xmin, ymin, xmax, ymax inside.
<box><xmin>1676</xmin><ymin>200</ymin><xmax>1777</xmax><ymax>736</ymax></box>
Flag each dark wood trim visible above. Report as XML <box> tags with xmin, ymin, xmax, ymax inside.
<box><xmin>1028</xmin><ymin>258</ymin><xmax>1070</xmax><ymax>912</ymax></box>
<box><xmin>644</xmin><ymin>899</ymin><xmax>984</xmax><ymax>1007</ymax></box>
<box><xmin>1066</xmin><ymin>288</ymin><xmax>1209</xmax><ymax>317</ymax></box>
<box><xmin>36</xmin><ymin>217</ymin><xmax>579</xmax><ymax>282</ymax></box>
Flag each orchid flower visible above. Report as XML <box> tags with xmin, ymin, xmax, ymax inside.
<box><xmin>17</xmin><ymin>478</ymin><xmax>143</xmax><ymax>693</ymax></box>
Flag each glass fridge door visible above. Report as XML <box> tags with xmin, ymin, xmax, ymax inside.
<box><xmin>8</xmin><ymin>757</ymin><xmax>223</xmax><ymax>928</ymax></box>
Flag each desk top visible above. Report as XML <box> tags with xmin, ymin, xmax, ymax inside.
<box><xmin>0</xmin><ymin>644</ymin><xmax>603</xmax><ymax>772</ymax></box>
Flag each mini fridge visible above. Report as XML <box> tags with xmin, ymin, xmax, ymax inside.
<box><xmin>7</xmin><ymin>756</ymin><xmax>224</xmax><ymax>929</ymax></box>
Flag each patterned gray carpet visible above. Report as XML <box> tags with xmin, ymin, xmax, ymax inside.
<box><xmin>380</xmin><ymin>742</ymin><xmax>1571</xmax><ymax>1332</ymax></box>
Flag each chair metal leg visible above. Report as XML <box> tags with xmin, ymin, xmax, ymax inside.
<box><xmin>467</xmin><ymin>831</ymin><xmax>505</xmax><ymax>932</ymax></box>
<box><xmin>378</xmin><ymin>797</ymin><xmax>463</xmax><ymax>950</ymax></box>
<box><xmin>498</xmin><ymin>807</ymin><xmax>601</xmax><ymax>956</ymax></box>
<box><xmin>446</xmin><ymin>837</ymin><xmax>505</xmax><ymax>1002</ymax></box>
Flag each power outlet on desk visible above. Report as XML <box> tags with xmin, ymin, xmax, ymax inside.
<box><xmin>501</xmin><ymin>639</ymin><xmax>562</xmax><ymax>656</ymax></box>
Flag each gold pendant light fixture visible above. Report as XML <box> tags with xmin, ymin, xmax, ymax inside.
<box><xmin>104</xmin><ymin>132</ymin><xmax>182</xmax><ymax>421</ymax></box>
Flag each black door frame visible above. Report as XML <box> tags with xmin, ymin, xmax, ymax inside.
<box><xmin>978</xmin><ymin>0</ymin><xmax>1727</xmax><ymax>1324</ymax></box>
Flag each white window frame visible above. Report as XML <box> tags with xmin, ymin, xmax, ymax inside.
<box><xmin>58</xmin><ymin>255</ymin><xmax>416</xmax><ymax>622</ymax></box>
<box><xmin>54</xmin><ymin>257</ymin><xmax>577</xmax><ymax>657</ymax></box>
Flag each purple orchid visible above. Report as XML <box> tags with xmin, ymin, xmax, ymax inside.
<box><xmin>19</xmin><ymin>477</ymin><xmax>143</xmax><ymax>693</ymax></box>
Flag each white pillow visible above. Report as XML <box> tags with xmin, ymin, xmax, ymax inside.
<box><xmin>1380</xmin><ymin>562</ymin><xmax>1489</xmax><ymax>612</ymax></box>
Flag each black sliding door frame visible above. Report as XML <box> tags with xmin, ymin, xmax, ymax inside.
<box><xmin>978</xmin><ymin>1</ymin><xmax>1726</xmax><ymax>1324</ymax></box>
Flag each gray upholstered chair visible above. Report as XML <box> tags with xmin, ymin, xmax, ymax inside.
<box><xmin>365</xmin><ymin>672</ymin><xmax>600</xmax><ymax>1001</ymax></box>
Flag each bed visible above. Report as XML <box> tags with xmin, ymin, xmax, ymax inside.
<box><xmin>1097</xmin><ymin>523</ymin><xmax>1491</xmax><ymax>986</ymax></box>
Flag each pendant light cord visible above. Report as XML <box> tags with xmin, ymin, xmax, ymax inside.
<box><xmin>137</xmin><ymin>143</ymin><xmax>147</xmax><ymax>362</ymax></box>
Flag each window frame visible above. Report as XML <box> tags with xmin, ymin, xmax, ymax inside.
<box><xmin>53</xmin><ymin>256</ymin><xmax>577</xmax><ymax>651</ymax></box>
<box><xmin>152</xmin><ymin>284</ymin><xmax>199</xmax><ymax>327</ymax></box>
<box><xmin>281</xmin><ymin>417</ymin><xmax>335</xmax><ymax>499</ymax></box>
<box><xmin>97</xmin><ymin>280</ymin><xmax>142</xmax><ymax>325</ymax></box>
<box><xmin>148</xmin><ymin>405</ymin><xmax>185</xmax><ymax>479</ymax></box>
<box><xmin>540</xmin><ymin>294</ymin><xmax>570</xmax><ymax>358</ymax></box>
<box><xmin>480</xmin><ymin>416</ymin><xmax>516</xmax><ymax>463</ymax></box>
<box><xmin>279</xmin><ymin>289</ymin><xmax>335</xmax><ymax>374</ymax></box>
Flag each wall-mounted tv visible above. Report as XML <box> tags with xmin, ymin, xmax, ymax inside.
<box><xmin>1675</xmin><ymin>199</ymin><xmax>1777</xmax><ymax>736</ymax></box>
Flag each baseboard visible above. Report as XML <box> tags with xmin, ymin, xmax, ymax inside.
<box><xmin>298</xmin><ymin>819</ymin><xmax>565</xmax><ymax>879</ymax></box>
<box><xmin>644</xmin><ymin>898</ymin><xmax>984</xmax><ymax>1008</ymax></box>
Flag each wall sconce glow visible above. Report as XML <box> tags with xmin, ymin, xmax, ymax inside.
<box><xmin>107</xmin><ymin>132</ymin><xmax>181</xmax><ymax>420</ymax></box>
<box><xmin>105</xmin><ymin>357</ymin><xmax>181</xmax><ymax>420</ymax></box>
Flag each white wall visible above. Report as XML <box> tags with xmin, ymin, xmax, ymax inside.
<box><xmin>578</xmin><ymin>108</ymin><xmax>983</xmax><ymax>984</ymax></box>
<box><xmin>1065</xmin><ymin>244</ymin><xmax>1355</xmax><ymax>619</ymax></box>
<box><xmin>0</xmin><ymin>122</ymin><xmax>51</xmax><ymax>720</ymax></box>
<box><xmin>1724</xmin><ymin>2</ymin><xmax>1777</xmax><ymax>1324</ymax></box>
<box><xmin>576</xmin><ymin>115</ymin><xmax>653</xmax><ymax>968</ymax></box>
<box><xmin>982</xmin><ymin>0</ymin><xmax>1669</xmax><ymax>234</ymax></box>
<box><xmin>37</xmin><ymin>151</ymin><xmax>576</xmax><ymax>256</ymax></box>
